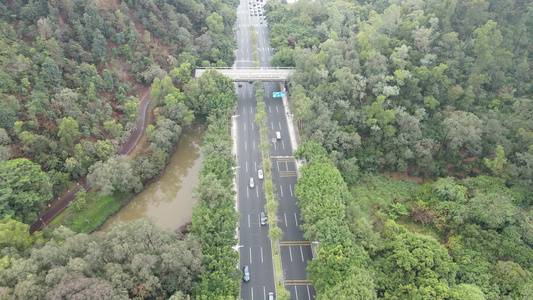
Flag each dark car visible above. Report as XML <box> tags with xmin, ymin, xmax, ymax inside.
<box><xmin>243</xmin><ymin>265</ymin><xmax>250</xmax><ymax>282</ymax></box>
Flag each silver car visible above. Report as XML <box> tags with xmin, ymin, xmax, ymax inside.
<box><xmin>260</xmin><ymin>212</ymin><xmax>267</xmax><ymax>226</ymax></box>
<box><xmin>243</xmin><ymin>265</ymin><xmax>250</xmax><ymax>282</ymax></box>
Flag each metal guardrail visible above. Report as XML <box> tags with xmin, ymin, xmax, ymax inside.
<box><xmin>195</xmin><ymin>67</ymin><xmax>295</xmax><ymax>81</ymax></box>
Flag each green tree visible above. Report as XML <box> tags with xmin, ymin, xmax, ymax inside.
<box><xmin>102</xmin><ymin>69</ymin><xmax>114</xmax><ymax>91</ymax></box>
<box><xmin>94</xmin><ymin>140</ymin><xmax>115</xmax><ymax>161</ymax></box>
<box><xmin>449</xmin><ymin>284</ymin><xmax>486</xmax><ymax>300</ymax></box>
<box><xmin>92</xmin><ymin>29</ymin><xmax>107</xmax><ymax>63</ymax></box>
<box><xmin>484</xmin><ymin>145</ymin><xmax>508</xmax><ymax>175</ymax></box>
<box><xmin>374</xmin><ymin>221</ymin><xmax>456</xmax><ymax>299</ymax></box>
<box><xmin>206</xmin><ymin>12</ymin><xmax>224</xmax><ymax>34</ymax></box>
<box><xmin>86</xmin><ymin>155</ymin><xmax>142</xmax><ymax>196</ymax></box>
<box><xmin>443</xmin><ymin>111</ymin><xmax>484</xmax><ymax>156</ymax></box>
<box><xmin>58</xmin><ymin>117</ymin><xmax>81</xmax><ymax>146</ymax></box>
<box><xmin>41</xmin><ymin>57</ymin><xmax>62</xmax><ymax>86</ymax></box>
<box><xmin>0</xmin><ymin>158</ymin><xmax>52</xmax><ymax>222</ymax></box>
<box><xmin>0</xmin><ymin>216</ymin><xmax>42</xmax><ymax>253</ymax></box>
<box><xmin>317</xmin><ymin>267</ymin><xmax>377</xmax><ymax>300</ymax></box>
<box><xmin>103</xmin><ymin>120</ymin><xmax>123</xmax><ymax>138</ymax></box>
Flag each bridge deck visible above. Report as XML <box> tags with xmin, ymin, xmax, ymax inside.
<box><xmin>195</xmin><ymin>67</ymin><xmax>294</xmax><ymax>82</ymax></box>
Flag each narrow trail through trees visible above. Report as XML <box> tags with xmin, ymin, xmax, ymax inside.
<box><xmin>29</xmin><ymin>89</ymin><xmax>152</xmax><ymax>234</ymax></box>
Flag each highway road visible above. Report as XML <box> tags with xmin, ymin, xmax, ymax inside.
<box><xmin>235</xmin><ymin>0</ymin><xmax>276</xmax><ymax>299</ymax></box>
<box><xmin>235</xmin><ymin>0</ymin><xmax>315</xmax><ymax>299</ymax></box>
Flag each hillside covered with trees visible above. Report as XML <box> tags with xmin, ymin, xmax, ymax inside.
<box><xmin>266</xmin><ymin>0</ymin><xmax>533</xmax><ymax>298</ymax></box>
<box><xmin>1</xmin><ymin>0</ymin><xmax>243</xmax><ymax>298</ymax></box>
<box><xmin>0</xmin><ymin>0</ymin><xmax>237</xmax><ymax>224</ymax></box>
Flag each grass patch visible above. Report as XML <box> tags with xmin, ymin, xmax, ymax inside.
<box><xmin>352</xmin><ymin>174</ymin><xmax>420</xmax><ymax>213</ymax></box>
<box><xmin>48</xmin><ymin>190</ymin><xmax>131</xmax><ymax>233</ymax></box>
<box><xmin>396</xmin><ymin>219</ymin><xmax>446</xmax><ymax>243</ymax></box>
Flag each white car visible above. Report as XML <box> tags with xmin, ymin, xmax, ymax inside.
<box><xmin>258</xmin><ymin>169</ymin><xmax>264</xmax><ymax>179</ymax></box>
<box><xmin>276</xmin><ymin>131</ymin><xmax>281</xmax><ymax>140</ymax></box>
<box><xmin>249</xmin><ymin>177</ymin><xmax>255</xmax><ymax>188</ymax></box>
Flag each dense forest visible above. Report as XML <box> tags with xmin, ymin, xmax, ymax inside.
<box><xmin>266</xmin><ymin>0</ymin><xmax>533</xmax><ymax>299</ymax></box>
<box><xmin>0</xmin><ymin>0</ymin><xmax>241</xmax><ymax>298</ymax></box>
<box><xmin>0</xmin><ymin>0</ymin><xmax>237</xmax><ymax>223</ymax></box>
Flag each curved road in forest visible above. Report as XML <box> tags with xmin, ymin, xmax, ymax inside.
<box><xmin>29</xmin><ymin>89</ymin><xmax>152</xmax><ymax>234</ymax></box>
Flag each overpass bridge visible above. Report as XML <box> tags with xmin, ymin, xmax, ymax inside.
<box><xmin>195</xmin><ymin>67</ymin><xmax>295</xmax><ymax>82</ymax></box>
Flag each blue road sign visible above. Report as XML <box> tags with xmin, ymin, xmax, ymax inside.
<box><xmin>273</xmin><ymin>92</ymin><xmax>286</xmax><ymax>98</ymax></box>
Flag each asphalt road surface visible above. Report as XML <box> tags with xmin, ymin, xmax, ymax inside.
<box><xmin>236</xmin><ymin>0</ymin><xmax>315</xmax><ymax>299</ymax></box>
<box><xmin>29</xmin><ymin>89</ymin><xmax>152</xmax><ymax>234</ymax></box>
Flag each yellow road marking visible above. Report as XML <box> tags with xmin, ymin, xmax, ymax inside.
<box><xmin>279</xmin><ymin>171</ymin><xmax>296</xmax><ymax>177</ymax></box>
<box><xmin>280</xmin><ymin>241</ymin><xmax>310</xmax><ymax>246</ymax></box>
<box><xmin>285</xmin><ymin>280</ymin><xmax>311</xmax><ymax>286</ymax></box>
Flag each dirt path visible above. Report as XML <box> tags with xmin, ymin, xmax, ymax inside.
<box><xmin>29</xmin><ymin>88</ymin><xmax>152</xmax><ymax>234</ymax></box>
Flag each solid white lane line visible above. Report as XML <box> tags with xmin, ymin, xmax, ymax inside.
<box><xmin>294</xmin><ymin>213</ymin><xmax>299</xmax><ymax>227</ymax></box>
<box><xmin>284</xmin><ymin>213</ymin><xmax>288</xmax><ymax>227</ymax></box>
<box><xmin>300</xmin><ymin>246</ymin><xmax>304</xmax><ymax>262</ymax></box>
<box><xmin>285</xmin><ymin>161</ymin><xmax>288</xmax><ymax>169</ymax></box>
<box><xmin>294</xmin><ymin>286</ymin><xmax>299</xmax><ymax>300</ymax></box>
<box><xmin>289</xmin><ymin>185</ymin><xmax>293</xmax><ymax>196</ymax></box>
<box><xmin>280</xmin><ymin>185</ymin><xmax>284</xmax><ymax>197</ymax></box>
<box><xmin>307</xmin><ymin>286</ymin><xmax>311</xmax><ymax>300</ymax></box>
<box><xmin>289</xmin><ymin>246</ymin><xmax>293</xmax><ymax>262</ymax></box>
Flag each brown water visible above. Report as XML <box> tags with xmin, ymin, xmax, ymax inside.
<box><xmin>101</xmin><ymin>125</ymin><xmax>205</xmax><ymax>231</ymax></box>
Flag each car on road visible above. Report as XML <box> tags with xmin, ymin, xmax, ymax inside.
<box><xmin>249</xmin><ymin>177</ymin><xmax>255</xmax><ymax>188</ymax></box>
<box><xmin>260</xmin><ymin>212</ymin><xmax>267</xmax><ymax>226</ymax></box>
<box><xmin>243</xmin><ymin>265</ymin><xmax>250</xmax><ymax>282</ymax></box>
<box><xmin>258</xmin><ymin>169</ymin><xmax>264</xmax><ymax>179</ymax></box>
<box><xmin>276</xmin><ymin>131</ymin><xmax>281</xmax><ymax>140</ymax></box>
<box><xmin>268</xmin><ymin>292</ymin><xmax>274</xmax><ymax>300</ymax></box>
<box><xmin>238</xmin><ymin>82</ymin><xmax>242</xmax><ymax>87</ymax></box>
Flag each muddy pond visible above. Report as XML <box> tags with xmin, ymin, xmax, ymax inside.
<box><xmin>101</xmin><ymin>125</ymin><xmax>205</xmax><ymax>231</ymax></box>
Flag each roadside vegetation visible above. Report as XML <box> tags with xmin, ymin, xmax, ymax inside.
<box><xmin>267</xmin><ymin>0</ymin><xmax>533</xmax><ymax>298</ymax></box>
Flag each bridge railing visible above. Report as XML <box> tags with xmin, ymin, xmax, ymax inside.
<box><xmin>195</xmin><ymin>67</ymin><xmax>295</xmax><ymax>81</ymax></box>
